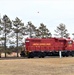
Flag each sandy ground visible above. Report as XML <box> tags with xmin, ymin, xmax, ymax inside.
<box><xmin>1</xmin><ymin>53</ymin><xmax>21</xmax><ymax>57</ymax></box>
<box><xmin>0</xmin><ymin>57</ymin><xmax>74</xmax><ymax>75</ymax></box>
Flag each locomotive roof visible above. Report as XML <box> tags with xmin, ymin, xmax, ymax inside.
<box><xmin>25</xmin><ymin>37</ymin><xmax>67</xmax><ymax>40</ymax></box>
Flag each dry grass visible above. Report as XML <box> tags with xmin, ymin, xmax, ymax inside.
<box><xmin>0</xmin><ymin>57</ymin><xmax>74</xmax><ymax>75</ymax></box>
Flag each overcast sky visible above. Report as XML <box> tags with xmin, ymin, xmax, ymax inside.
<box><xmin>0</xmin><ymin>0</ymin><xmax>74</xmax><ymax>38</ymax></box>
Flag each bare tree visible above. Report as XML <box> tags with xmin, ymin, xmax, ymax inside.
<box><xmin>54</xmin><ymin>23</ymin><xmax>69</xmax><ymax>38</ymax></box>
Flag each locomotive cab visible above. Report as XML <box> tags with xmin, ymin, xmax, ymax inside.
<box><xmin>65</xmin><ymin>39</ymin><xmax>74</xmax><ymax>56</ymax></box>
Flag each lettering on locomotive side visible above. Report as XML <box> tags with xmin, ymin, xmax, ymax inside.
<box><xmin>46</xmin><ymin>43</ymin><xmax>51</xmax><ymax>45</ymax></box>
<box><xmin>33</xmin><ymin>43</ymin><xmax>51</xmax><ymax>46</ymax></box>
<box><xmin>33</xmin><ymin>43</ymin><xmax>39</xmax><ymax>45</ymax></box>
<box><xmin>40</xmin><ymin>43</ymin><xmax>45</xmax><ymax>45</ymax></box>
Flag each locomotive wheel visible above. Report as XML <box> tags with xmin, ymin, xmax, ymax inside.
<box><xmin>38</xmin><ymin>52</ymin><xmax>45</xmax><ymax>58</ymax></box>
<box><xmin>71</xmin><ymin>54</ymin><xmax>74</xmax><ymax>57</ymax></box>
<box><xmin>71</xmin><ymin>51</ymin><xmax>74</xmax><ymax>57</ymax></box>
<box><xmin>27</xmin><ymin>52</ymin><xmax>34</xmax><ymax>58</ymax></box>
<box><xmin>41</xmin><ymin>52</ymin><xmax>45</xmax><ymax>58</ymax></box>
<box><xmin>62</xmin><ymin>52</ymin><xmax>65</xmax><ymax>57</ymax></box>
<box><xmin>38</xmin><ymin>52</ymin><xmax>42</xmax><ymax>58</ymax></box>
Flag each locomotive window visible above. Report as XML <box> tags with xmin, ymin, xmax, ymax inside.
<box><xmin>68</xmin><ymin>41</ymin><xmax>73</xmax><ymax>44</ymax></box>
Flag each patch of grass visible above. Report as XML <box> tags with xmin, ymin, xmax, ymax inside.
<box><xmin>0</xmin><ymin>57</ymin><xmax>74</xmax><ymax>75</ymax></box>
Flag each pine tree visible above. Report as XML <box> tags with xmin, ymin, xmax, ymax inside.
<box><xmin>12</xmin><ymin>17</ymin><xmax>25</xmax><ymax>57</ymax></box>
<box><xmin>26</xmin><ymin>21</ymin><xmax>37</xmax><ymax>38</ymax></box>
<box><xmin>0</xmin><ymin>15</ymin><xmax>12</xmax><ymax>57</ymax></box>
<box><xmin>37</xmin><ymin>23</ymin><xmax>52</xmax><ymax>38</ymax></box>
<box><xmin>54</xmin><ymin>23</ymin><xmax>69</xmax><ymax>38</ymax></box>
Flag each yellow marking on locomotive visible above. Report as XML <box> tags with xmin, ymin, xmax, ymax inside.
<box><xmin>46</xmin><ymin>43</ymin><xmax>51</xmax><ymax>45</ymax></box>
<box><xmin>40</xmin><ymin>43</ymin><xmax>46</xmax><ymax>45</ymax></box>
<box><xmin>33</xmin><ymin>43</ymin><xmax>51</xmax><ymax>46</ymax></box>
<box><xmin>33</xmin><ymin>43</ymin><xmax>39</xmax><ymax>45</ymax></box>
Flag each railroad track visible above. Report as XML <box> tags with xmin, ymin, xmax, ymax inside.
<box><xmin>0</xmin><ymin>56</ymin><xmax>71</xmax><ymax>60</ymax></box>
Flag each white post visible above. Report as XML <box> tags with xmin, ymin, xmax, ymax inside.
<box><xmin>59</xmin><ymin>51</ymin><xmax>62</xmax><ymax>58</ymax></box>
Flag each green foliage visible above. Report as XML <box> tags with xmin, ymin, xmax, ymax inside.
<box><xmin>26</xmin><ymin>21</ymin><xmax>37</xmax><ymax>38</ymax></box>
<box><xmin>0</xmin><ymin>46</ymin><xmax>22</xmax><ymax>55</ymax></box>
<box><xmin>0</xmin><ymin>14</ymin><xmax>12</xmax><ymax>57</ymax></box>
<box><xmin>12</xmin><ymin>17</ymin><xmax>25</xmax><ymax>57</ymax></box>
<box><xmin>37</xmin><ymin>23</ymin><xmax>52</xmax><ymax>38</ymax></box>
<box><xmin>6</xmin><ymin>46</ymin><xmax>22</xmax><ymax>54</ymax></box>
<box><xmin>12</xmin><ymin>17</ymin><xmax>24</xmax><ymax>33</ymax></box>
<box><xmin>54</xmin><ymin>23</ymin><xmax>69</xmax><ymax>38</ymax></box>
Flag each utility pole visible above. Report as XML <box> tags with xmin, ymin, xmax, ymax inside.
<box><xmin>59</xmin><ymin>50</ymin><xmax>62</xmax><ymax>58</ymax></box>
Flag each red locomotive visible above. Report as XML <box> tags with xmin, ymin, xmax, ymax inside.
<box><xmin>20</xmin><ymin>37</ymin><xmax>74</xmax><ymax>58</ymax></box>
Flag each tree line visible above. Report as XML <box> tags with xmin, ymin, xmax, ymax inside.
<box><xmin>0</xmin><ymin>14</ymin><xmax>73</xmax><ymax>57</ymax></box>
